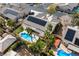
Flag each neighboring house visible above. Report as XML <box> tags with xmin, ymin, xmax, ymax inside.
<box><xmin>59</xmin><ymin>15</ymin><xmax>72</xmax><ymax>36</ymax></box>
<box><xmin>36</xmin><ymin>11</ymin><xmax>66</xmax><ymax>22</ymax></box>
<box><xmin>1</xmin><ymin>8</ymin><xmax>21</xmax><ymax>20</ymax></box>
<box><xmin>0</xmin><ymin>6</ymin><xmax>31</xmax><ymax>20</ymax></box>
<box><xmin>51</xmin><ymin>21</ymin><xmax>61</xmax><ymax>34</ymax></box>
<box><xmin>57</xmin><ymin>3</ymin><xmax>78</xmax><ymax>13</ymax></box>
<box><xmin>32</xmin><ymin>11</ymin><xmax>65</xmax><ymax>36</ymax></box>
<box><xmin>49</xmin><ymin>11</ymin><xmax>66</xmax><ymax>35</ymax></box>
<box><xmin>62</xmin><ymin>26</ymin><xmax>79</xmax><ymax>53</ymax></box>
<box><xmin>22</xmin><ymin>15</ymin><xmax>49</xmax><ymax>37</ymax></box>
<box><xmin>53</xmin><ymin>11</ymin><xmax>67</xmax><ymax>19</ymax></box>
<box><xmin>36</xmin><ymin>13</ymin><xmax>50</xmax><ymax>20</ymax></box>
<box><xmin>4</xmin><ymin>3</ymin><xmax>31</xmax><ymax>15</ymax></box>
<box><xmin>3</xmin><ymin>50</ymin><xmax>19</xmax><ymax>56</ymax></box>
<box><xmin>0</xmin><ymin>34</ymin><xmax>16</xmax><ymax>54</ymax></box>
<box><xmin>30</xmin><ymin>10</ymin><xmax>43</xmax><ymax>16</ymax></box>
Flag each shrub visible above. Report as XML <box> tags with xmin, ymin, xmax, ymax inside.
<box><xmin>49</xmin><ymin>50</ymin><xmax>54</xmax><ymax>56</ymax></box>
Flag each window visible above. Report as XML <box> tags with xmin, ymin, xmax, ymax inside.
<box><xmin>74</xmin><ymin>38</ymin><xmax>79</xmax><ymax>46</ymax></box>
<box><xmin>65</xmin><ymin>29</ymin><xmax>75</xmax><ymax>42</ymax></box>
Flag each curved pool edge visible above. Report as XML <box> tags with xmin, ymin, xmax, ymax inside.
<box><xmin>19</xmin><ymin>31</ymin><xmax>33</xmax><ymax>43</ymax></box>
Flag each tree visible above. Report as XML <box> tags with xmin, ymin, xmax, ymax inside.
<box><xmin>72</xmin><ymin>7</ymin><xmax>79</xmax><ymax>18</ymax></box>
<box><xmin>47</xmin><ymin>24</ymin><xmax>53</xmax><ymax>32</ymax></box>
<box><xmin>26</xmin><ymin>28</ymin><xmax>33</xmax><ymax>35</ymax></box>
<box><xmin>30</xmin><ymin>40</ymin><xmax>46</xmax><ymax>53</ymax></box>
<box><xmin>73</xmin><ymin>13</ymin><xmax>79</xmax><ymax>18</ymax></box>
<box><xmin>47</xmin><ymin>4</ymin><xmax>57</xmax><ymax>14</ymax></box>
<box><xmin>44</xmin><ymin>30</ymin><xmax>50</xmax><ymax>38</ymax></box>
<box><xmin>44</xmin><ymin>31</ymin><xmax>55</xmax><ymax>52</ymax></box>
<box><xmin>71</xmin><ymin>17</ymin><xmax>79</xmax><ymax>26</ymax></box>
<box><xmin>0</xmin><ymin>17</ymin><xmax>5</xmax><ymax>27</ymax></box>
<box><xmin>10</xmin><ymin>41</ymin><xmax>25</xmax><ymax>50</ymax></box>
<box><xmin>48</xmin><ymin>50</ymin><xmax>54</xmax><ymax>56</ymax></box>
<box><xmin>0</xmin><ymin>27</ymin><xmax>4</xmax><ymax>35</ymax></box>
<box><xmin>7</xmin><ymin>19</ymin><xmax>15</xmax><ymax>28</ymax></box>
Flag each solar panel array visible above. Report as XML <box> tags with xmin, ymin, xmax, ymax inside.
<box><xmin>4</xmin><ymin>9</ymin><xmax>19</xmax><ymax>16</ymax></box>
<box><xmin>65</xmin><ymin>29</ymin><xmax>75</xmax><ymax>42</ymax></box>
<box><xmin>27</xmin><ymin>16</ymin><xmax>47</xmax><ymax>26</ymax></box>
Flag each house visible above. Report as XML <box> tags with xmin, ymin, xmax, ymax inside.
<box><xmin>30</xmin><ymin>10</ymin><xmax>43</xmax><ymax>16</ymax></box>
<box><xmin>4</xmin><ymin>3</ymin><xmax>31</xmax><ymax>15</ymax></box>
<box><xmin>3</xmin><ymin>50</ymin><xmax>19</xmax><ymax>56</ymax></box>
<box><xmin>0</xmin><ymin>4</ymin><xmax>31</xmax><ymax>20</ymax></box>
<box><xmin>22</xmin><ymin>15</ymin><xmax>49</xmax><ymax>37</ymax></box>
<box><xmin>62</xmin><ymin>26</ymin><xmax>79</xmax><ymax>53</ymax></box>
<box><xmin>0</xmin><ymin>34</ymin><xmax>17</xmax><ymax>55</ymax></box>
<box><xmin>59</xmin><ymin>15</ymin><xmax>72</xmax><ymax>36</ymax></box>
<box><xmin>36</xmin><ymin>11</ymin><xmax>66</xmax><ymax>24</ymax></box>
<box><xmin>49</xmin><ymin>11</ymin><xmax>66</xmax><ymax>35</ymax></box>
<box><xmin>32</xmin><ymin>11</ymin><xmax>66</xmax><ymax>36</ymax></box>
<box><xmin>53</xmin><ymin>11</ymin><xmax>67</xmax><ymax>19</ymax></box>
<box><xmin>57</xmin><ymin>3</ymin><xmax>78</xmax><ymax>13</ymax></box>
<box><xmin>1</xmin><ymin>7</ymin><xmax>21</xmax><ymax>20</ymax></box>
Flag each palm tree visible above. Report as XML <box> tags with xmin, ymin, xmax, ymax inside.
<box><xmin>26</xmin><ymin>28</ymin><xmax>33</xmax><ymax>35</ymax></box>
<box><xmin>47</xmin><ymin>24</ymin><xmax>53</xmax><ymax>33</ymax></box>
<box><xmin>6</xmin><ymin>19</ymin><xmax>16</xmax><ymax>31</ymax></box>
<box><xmin>30</xmin><ymin>39</ymin><xmax>46</xmax><ymax>54</ymax></box>
<box><xmin>44</xmin><ymin>31</ymin><xmax>50</xmax><ymax>52</ymax></box>
<box><xmin>0</xmin><ymin>17</ymin><xmax>5</xmax><ymax>27</ymax></box>
<box><xmin>44</xmin><ymin>31</ymin><xmax>55</xmax><ymax>52</ymax></box>
<box><xmin>47</xmin><ymin>4</ymin><xmax>57</xmax><ymax>15</ymax></box>
<box><xmin>0</xmin><ymin>27</ymin><xmax>4</xmax><ymax>36</ymax></box>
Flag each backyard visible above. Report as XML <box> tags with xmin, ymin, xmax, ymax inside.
<box><xmin>14</xmin><ymin>26</ymin><xmax>24</xmax><ymax>34</ymax></box>
<box><xmin>10</xmin><ymin>41</ymin><xmax>32</xmax><ymax>56</ymax></box>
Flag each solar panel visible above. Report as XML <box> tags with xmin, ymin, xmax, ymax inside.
<box><xmin>65</xmin><ymin>29</ymin><xmax>75</xmax><ymax>42</ymax></box>
<box><xmin>74</xmin><ymin>38</ymin><xmax>79</xmax><ymax>46</ymax></box>
<box><xmin>4</xmin><ymin>9</ymin><xmax>19</xmax><ymax>16</ymax></box>
<box><xmin>27</xmin><ymin>16</ymin><xmax>47</xmax><ymax>26</ymax></box>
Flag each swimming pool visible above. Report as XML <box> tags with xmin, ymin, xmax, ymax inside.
<box><xmin>57</xmin><ymin>50</ymin><xmax>71</xmax><ymax>56</ymax></box>
<box><xmin>20</xmin><ymin>32</ymin><xmax>33</xmax><ymax>42</ymax></box>
<box><xmin>57</xmin><ymin>50</ymin><xmax>78</xmax><ymax>56</ymax></box>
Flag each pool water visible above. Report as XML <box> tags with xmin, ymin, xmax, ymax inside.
<box><xmin>57</xmin><ymin>50</ymin><xmax>71</xmax><ymax>56</ymax></box>
<box><xmin>57</xmin><ymin>50</ymin><xmax>79</xmax><ymax>56</ymax></box>
<box><xmin>20</xmin><ymin>32</ymin><xmax>33</xmax><ymax>42</ymax></box>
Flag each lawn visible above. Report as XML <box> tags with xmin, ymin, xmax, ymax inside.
<box><xmin>6</xmin><ymin>19</ymin><xmax>15</xmax><ymax>27</ymax></box>
<box><xmin>14</xmin><ymin>26</ymin><xmax>24</xmax><ymax>34</ymax></box>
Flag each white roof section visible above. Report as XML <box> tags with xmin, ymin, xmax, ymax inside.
<box><xmin>0</xmin><ymin>35</ymin><xmax>15</xmax><ymax>42</ymax></box>
<box><xmin>67</xmin><ymin>44</ymin><xmax>79</xmax><ymax>53</ymax></box>
<box><xmin>3</xmin><ymin>50</ymin><xmax>18</xmax><ymax>56</ymax></box>
<box><xmin>31</xmin><ymin>10</ymin><xmax>43</xmax><ymax>16</ymax></box>
<box><xmin>59</xmin><ymin>43</ymin><xmax>72</xmax><ymax>53</ymax></box>
<box><xmin>0</xmin><ymin>35</ymin><xmax>16</xmax><ymax>52</ymax></box>
<box><xmin>56</xmin><ymin>3</ymin><xmax>69</xmax><ymax>6</ymax></box>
